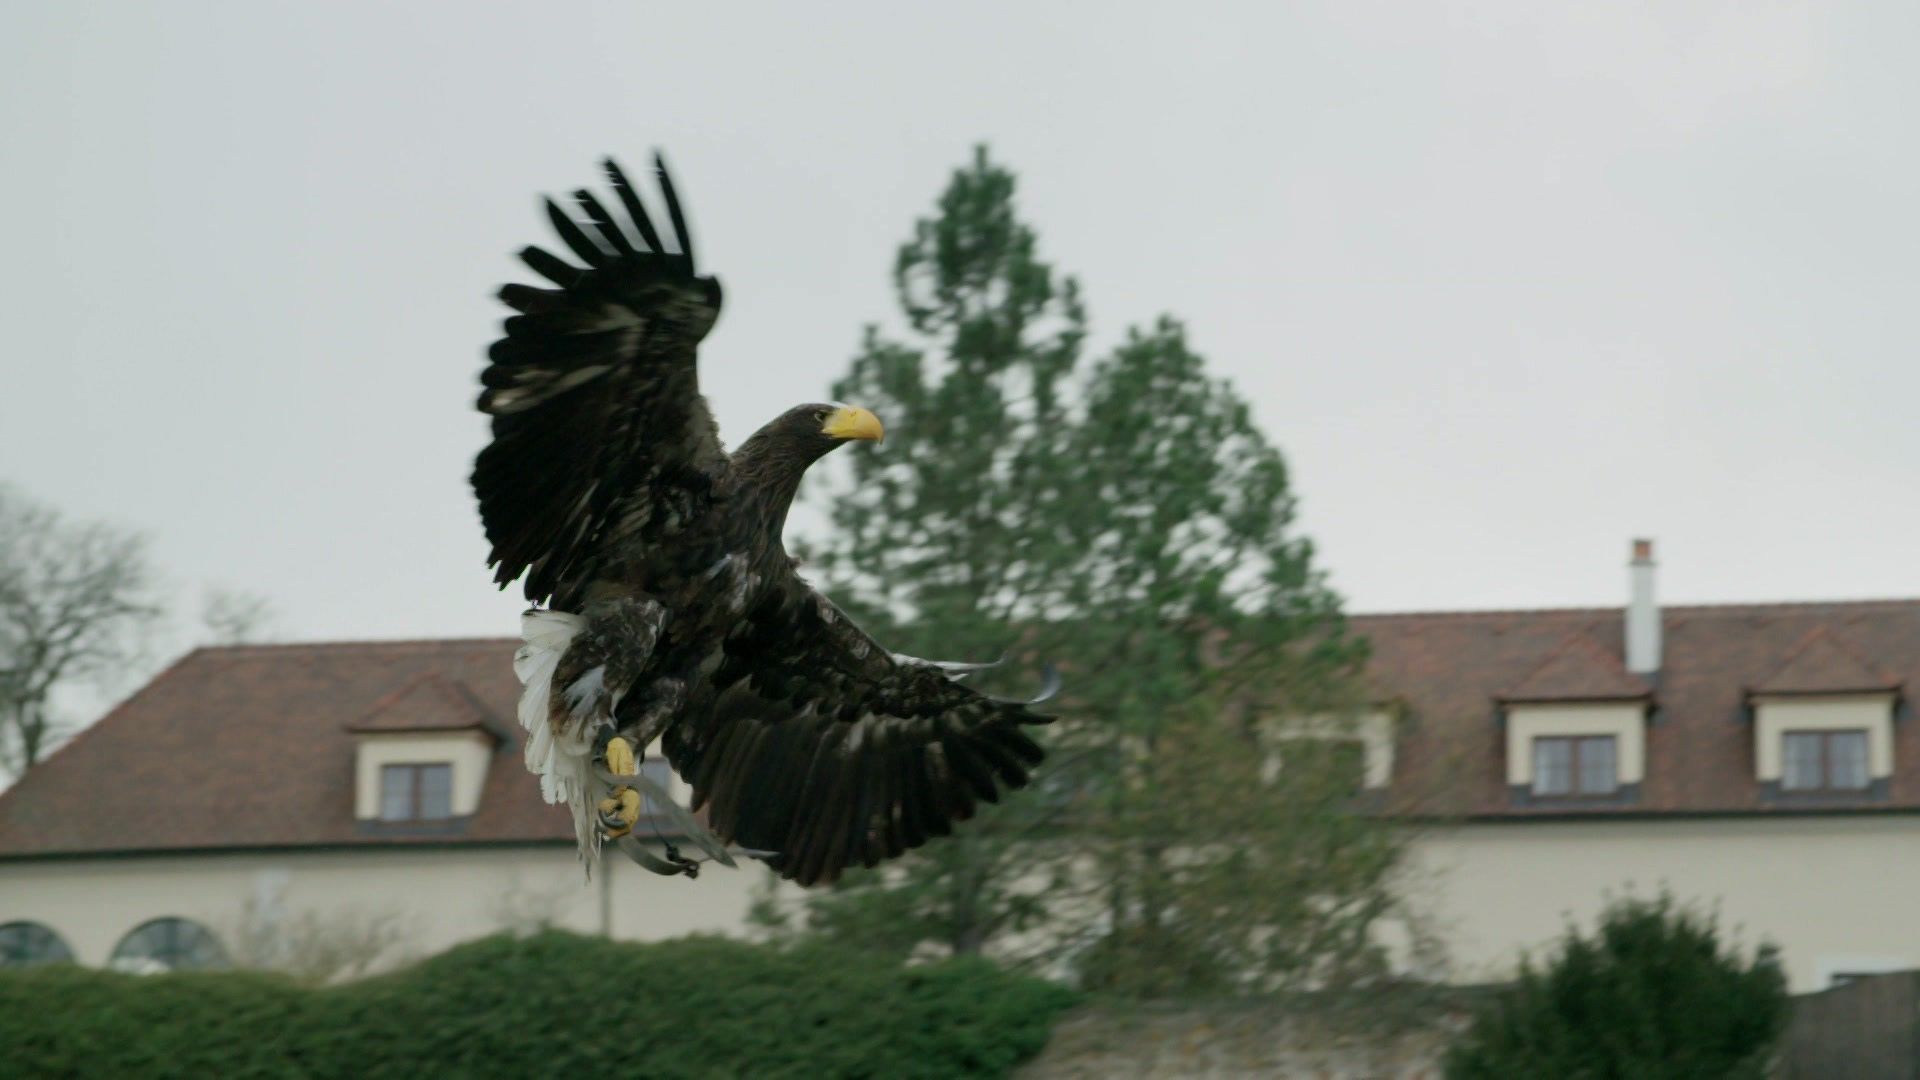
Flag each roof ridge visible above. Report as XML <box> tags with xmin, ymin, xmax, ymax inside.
<box><xmin>1354</xmin><ymin>606</ymin><xmax>1615</xmax><ymax>621</ymax></box>
<box><xmin>202</xmin><ymin>637</ymin><xmax>520</xmax><ymax>657</ymax></box>
<box><xmin>1668</xmin><ymin>598</ymin><xmax>1920</xmax><ymax>615</ymax></box>
<box><xmin>1354</xmin><ymin>597</ymin><xmax>1920</xmax><ymax>621</ymax></box>
<box><xmin>126</xmin><ymin>599</ymin><xmax>1920</xmax><ymax>648</ymax></box>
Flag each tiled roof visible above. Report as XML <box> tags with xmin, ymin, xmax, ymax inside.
<box><xmin>347</xmin><ymin>672</ymin><xmax>506</xmax><ymax>737</ymax></box>
<box><xmin>8</xmin><ymin>597</ymin><xmax>1920</xmax><ymax>857</ymax></box>
<box><xmin>1362</xmin><ymin>600</ymin><xmax>1920</xmax><ymax>818</ymax></box>
<box><xmin>1496</xmin><ymin>633</ymin><xmax>1650</xmax><ymax>703</ymax></box>
<box><xmin>1748</xmin><ymin>627</ymin><xmax>1900</xmax><ymax>697</ymax></box>
<box><xmin>0</xmin><ymin>639</ymin><xmax>571</xmax><ymax>858</ymax></box>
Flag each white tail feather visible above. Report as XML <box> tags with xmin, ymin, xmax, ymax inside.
<box><xmin>512</xmin><ymin>610</ymin><xmax>600</xmax><ymax>860</ymax></box>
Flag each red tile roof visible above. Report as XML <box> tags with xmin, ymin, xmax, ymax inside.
<box><xmin>1496</xmin><ymin>633</ymin><xmax>1651</xmax><ymax>703</ymax></box>
<box><xmin>0</xmin><ymin>639</ymin><xmax>572</xmax><ymax>858</ymax></box>
<box><xmin>1365</xmin><ymin>600</ymin><xmax>1920</xmax><ymax>818</ymax></box>
<box><xmin>347</xmin><ymin>672</ymin><xmax>506</xmax><ymax>737</ymax></box>
<box><xmin>1747</xmin><ymin>627</ymin><xmax>1900</xmax><ymax>697</ymax></box>
<box><xmin>7</xmin><ymin>597</ymin><xmax>1920</xmax><ymax>858</ymax></box>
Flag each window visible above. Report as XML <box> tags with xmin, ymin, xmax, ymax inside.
<box><xmin>1782</xmin><ymin>730</ymin><xmax>1870</xmax><ymax>792</ymax></box>
<box><xmin>380</xmin><ymin>762</ymin><xmax>453</xmax><ymax>821</ymax></box>
<box><xmin>1532</xmin><ymin>735</ymin><xmax>1618</xmax><ymax>797</ymax></box>
<box><xmin>0</xmin><ymin>921</ymin><xmax>75</xmax><ymax>968</ymax></box>
<box><xmin>110</xmin><ymin>917</ymin><xmax>227</xmax><ymax>972</ymax></box>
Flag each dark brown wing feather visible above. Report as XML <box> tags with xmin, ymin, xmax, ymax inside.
<box><xmin>472</xmin><ymin>156</ymin><xmax>727</xmax><ymax>607</ymax></box>
<box><xmin>662</xmin><ymin>570</ymin><xmax>1053</xmax><ymax>886</ymax></box>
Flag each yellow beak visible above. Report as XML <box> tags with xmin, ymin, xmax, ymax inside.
<box><xmin>821</xmin><ymin>405</ymin><xmax>884</xmax><ymax>442</ymax></box>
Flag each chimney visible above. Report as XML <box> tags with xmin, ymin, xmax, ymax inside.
<box><xmin>1626</xmin><ymin>538</ymin><xmax>1660</xmax><ymax>675</ymax></box>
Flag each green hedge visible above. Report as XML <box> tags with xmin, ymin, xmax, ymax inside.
<box><xmin>0</xmin><ymin>932</ymin><xmax>1077</xmax><ymax>1079</ymax></box>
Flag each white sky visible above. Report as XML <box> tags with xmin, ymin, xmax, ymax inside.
<box><xmin>6</xmin><ymin>1</ymin><xmax>1918</xmax><ymax>665</ymax></box>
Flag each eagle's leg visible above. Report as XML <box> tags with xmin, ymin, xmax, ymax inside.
<box><xmin>592</xmin><ymin>677</ymin><xmax>687</xmax><ymax>839</ymax></box>
<box><xmin>595</xmin><ymin>736</ymin><xmax>643</xmax><ymax>838</ymax></box>
<box><xmin>568</xmin><ymin>596</ymin><xmax>671</xmax><ymax>840</ymax></box>
<box><xmin>613</xmin><ymin>677</ymin><xmax>686</xmax><ymax>748</ymax></box>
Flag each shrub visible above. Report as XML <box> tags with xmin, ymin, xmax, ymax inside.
<box><xmin>0</xmin><ymin>931</ymin><xmax>1077</xmax><ymax>1079</ymax></box>
<box><xmin>1444</xmin><ymin>893</ymin><xmax>1788</xmax><ymax>1079</ymax></box>
<box><xmin>0</xmin><ymin>964</ymin><xmax>315</xmax><ymax>1078</ymax></box>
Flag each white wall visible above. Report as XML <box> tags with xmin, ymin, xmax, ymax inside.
<box><xmin>0</xmin><ymin>843</ymin><xmax>762</xmax><ymax>970</ymax></box>
<box><xmin>11</xmin><ymin>814</ymin><xmax>1920</xmax><ymax>993</ymax></box>
<box><xmin>1414</xmin><ymin>815</ymin><xmax>1920</xmax><ymax>992</ymax></box>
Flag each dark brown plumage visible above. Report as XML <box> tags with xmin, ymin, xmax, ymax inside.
<box><xmin>472</xmin><ymin>155</ymin><xmax>1052</xmax><ymax>886</ymax></box>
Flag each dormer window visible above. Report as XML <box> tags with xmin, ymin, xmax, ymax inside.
<box><xmin>348</xmin><ymin>674</ymin><xmax>507</xmax><ymax>826</ymax></box>
<box><xmin>1747</xmin><ymin>629</ymin><xmax>1899</xmax><ymax>802</ymax></box>
<box><xmin>1532</xmin><ymin>735</ymin><xmax>1618</xmax><ymax>798</ymax></box>
<box><xmin>1780</xmin><ymin>730</ymin><xmax>1870</xmax><ymax>793</ymax></box>
<box><xmin>1256</xmin><ymin>710</ymin><xmax>1398</xmax><ymax>793</ymax></box>
<box><xmin>1497</xmin><ymin>633</ymin><xmax>1651</xmax><ymax>806</ymax></box>
<box><xmin>1754</xmin><ymin>703</ymin><xmax>1889</xmax><ymax>800</ymax></box>
<box><xmin>380</xmin><ymin>762</ymin><xmax>454</xmax><ymax>821</ymax></box>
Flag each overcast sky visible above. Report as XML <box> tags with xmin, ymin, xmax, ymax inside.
<box><xmin>6</xmin><ymin>2</ymin><xmax>1918</xmax><ymax>663</ymax></box>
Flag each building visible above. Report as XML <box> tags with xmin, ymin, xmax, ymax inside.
<box><xmin>1369</xmin><ymin>542</ymin><xmax>1920</xmax><ymax>992</ymax></box>
<box><xmin>3</xmin><ymin>541</ymin><xmax>1918</xmax><ymax>990</ymax></box>
<box><xmin>0</xmin><ymin>638</ymin><xmax>758</xmax><ymax>975</ymax></box>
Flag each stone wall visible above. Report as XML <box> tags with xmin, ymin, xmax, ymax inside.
<box><xmin>1018</xmin><ymin>1001</ymin><xmax>1471</xmax><ymax>1080</ymax></box>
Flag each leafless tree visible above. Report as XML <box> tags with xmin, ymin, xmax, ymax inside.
<box><xmin>229</xmin><ymin>892</ymin><xmax>413</xmax><ymax>984</ymax></box>
<box><xmin>0</xmin><ymin>487</ymin><xmax>164</xmax><ymax>776</ymax></box>
<box><xmin>201</xmin><ymin>586</ymin><xmax>278</xmax><ymax>645</ymax></box>
<box><xmin>487</xmin><ymin>872</ymin><xmax>581</xmax><ymax>936</ymax></box>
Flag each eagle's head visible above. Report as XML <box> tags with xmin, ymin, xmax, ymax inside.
<box><xmin>778</xmin><ymin>402</ymin><xmax>885</xmax><ymax>460</ymax></box>
<box><xmin>732</xmin><ymin>402</ymin><xmax>885</xmax><ymax>523</ymax></box>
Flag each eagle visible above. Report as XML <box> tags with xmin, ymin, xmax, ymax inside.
<box><xmin>471</xmin><ymin>155</ymin><xmax>1054</xmax><ymax>886</ymax></box>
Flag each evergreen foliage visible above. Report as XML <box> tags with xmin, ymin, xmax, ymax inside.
<box><xmin>1444</xmin><ymin>893</ymin><xmax>1789</xmax><ymax>1079</ymax></box>
<box><xmin>0</xmin><ymin>931</ymin><xmax>1076</xmax><ymax>1079</ymax></box>
<box><xmin>766</xmin><ymin>146</ymin><xmax>1413</xmax><ymax>998</ymax></box>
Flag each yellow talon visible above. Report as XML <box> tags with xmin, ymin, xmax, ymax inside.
<box><xmin>604</xmin><ymin>736</ymin><xmax>637</xmax><ymax>777</ymax></box>
<box><xmin>598</xmin><ymin>787</ymin><xmax>641</xmax><ymax>838</ymax></box>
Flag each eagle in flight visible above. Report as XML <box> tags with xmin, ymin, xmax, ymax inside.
<box><xmin>472</xmin><ymin>155</ymin><xmax>1054</xmax><ymax>886</ymax></box>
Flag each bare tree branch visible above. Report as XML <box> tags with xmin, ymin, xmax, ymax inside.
<box><xmin>0</xmin><ymin>487</ymin><xmax>164</xmax><ymax>776</ymax></box>
<box><xmin>201</xmin><ymin>586</ymin><xmax>278</xmax><ymax>646</ymax></box>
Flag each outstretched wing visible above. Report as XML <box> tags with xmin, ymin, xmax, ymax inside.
<box><xmin>662</xmin><ymin>570</ymin><xmax>1055</xmax><ymax>886</ymax></box>
<box><xmin>473</xmin><ymin>156</ymin><xmax>727</xmax><ymax>607</ymax></box>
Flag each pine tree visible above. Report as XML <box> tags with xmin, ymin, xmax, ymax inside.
<box><xmin>763</xmin><ymin>148</ymin><xmax>1408</xmax><ymax>995</ymax></box>
<box><xmin>762</xmin><ymin>146</ymin><xmax>1085</xmax><ymax>960</ymax></box>
<box><xmin>1054</xmin><ymin>318</ymin><xmax>1391</xmax><ymax>995</ymax></box>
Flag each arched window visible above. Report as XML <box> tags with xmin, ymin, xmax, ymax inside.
<box><xmin>110</xmin><ymin>917</ymin><xmax>228</xmax><ymax>973</ymax></box>
<box><xmin>0</xmin><ymin>921</ymin><xmax>75</xmax><ymax>968</ymax></box>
